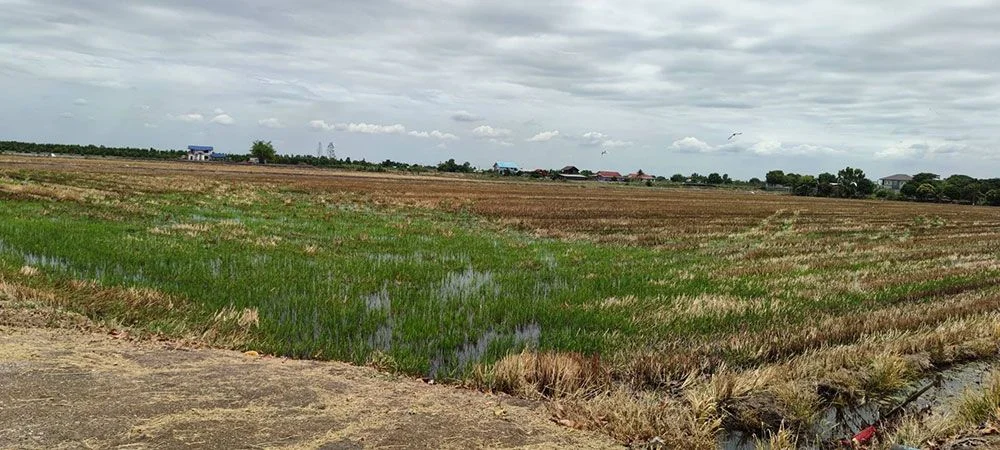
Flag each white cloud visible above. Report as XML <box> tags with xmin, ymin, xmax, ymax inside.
<box><xmin>581</xmin><ymin>132</ymin><xmax>610</xmax><ymax>146</ymax></box>
<box><xmin>213</xmin><ymin>108</ymin><xmax>225</xmax><ymax>115</ymax></box>
<box><xmin>258</xmin><ymin>118</ymin><xmax>285</xmax><ymax>128</ymax></box>
<box><xmin>527</xmin><ymin>130</ymin><xmax>560</xmax><ymax>142</ymax></box>
<box><xmin>210</xmin><ymin>113</ymin><xmax>235</xmax><ymax>125</ymax></box>
<box><xmin>601</xmin><ymin>139</ymin><xmax>633</xmax><ymax>149</ymax></box>
<box><xmin>169</xmin><ymin>113</ymin><xmax>204</xmax><ymax>123</ymax></box>
<box><xmin>580</xmin><ymin>131</ymin><xmax>631</xmax><ymax>149</ymax></box>
<box><xmin>308</xmin><ymin>119</ymin><xmax>332</xmax><ymax>131</ymax></box>
<box><xmin>335</xmin><ymin>122</ymin><xmax>406</xmax><ymax>134</ymax></box>
<box><xmin>409</xmin><ymin>130</ymin><xmax>459</xmax><ymax>140</ymax></box>
<box><xmin>73</xmin><ymin>98</ymin><xmax>88</xmax><ymax>106</ymax></box>
<box><xmin>451</xmin><ymin>111</ymin><xmax>484</xmax><ymax>122</ymax></box>
<box><xmin>472</xmin><ymin>125</ymin><xmax>512</xmax><ymax>138</ymax></box>
<box><xmin>669</xmin><ymin>137</ymin><xmax>714</xmax><ymax>153</ymax></box>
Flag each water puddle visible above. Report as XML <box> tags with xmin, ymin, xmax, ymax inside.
<box><xmin>438</xmin><ymin>268</ymin><xmax>496</xmax><ymax>299</ymax></box>
<box><xmin>428</xmin><ymin>322</ymin><xmax>541</xmax><ymax>379</ymax></box>
<box><xmin>720</xmin><ymin>359</ymin><xmax>997</xmax><ymax>449</ymax></box>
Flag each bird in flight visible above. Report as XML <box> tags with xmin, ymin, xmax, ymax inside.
<box><xmin>728</xmin><ymin>132</ymin><xmax>743</xmax><ymax>141</ymax></box>
<box><xmin>601</xmin><ymin>150</ymin><xmax>608</xmax><ymax>155</ymax></box>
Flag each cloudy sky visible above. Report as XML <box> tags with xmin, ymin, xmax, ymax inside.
<box><xmin>2</xmin><ymin>0</ymin><xmax>999</xmax><ymax>179</ymax></box>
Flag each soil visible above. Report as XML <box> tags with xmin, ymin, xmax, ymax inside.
<box><xmin>0</xmin><ymin>325</ymin><xmax>618</xmax><ymax>449</ymax></box>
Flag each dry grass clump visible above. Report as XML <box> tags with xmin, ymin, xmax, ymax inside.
<box><xmin>482</xmin><ymin>351</ymin><xmax>608</xmax><ymax>398</ymax></box>
<box><xmin>201</xmin><ymin>305</ymin><xmax>260</xmax><ymax>348</ymax></box>
<box><xmin>18</xmin><ymin>265</ymin><xmax>39</xmax><ymax>276</ymax></box>
<box><xmin>552</xmin><ymin>388</ymin><xmax>721</xmax><ymax>449</ymax></box>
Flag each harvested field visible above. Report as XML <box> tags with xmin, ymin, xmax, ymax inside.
<box><xmin>1</xmin><ymin>154</ymin><xmax>999</xmax><ymax>448</ymax></box>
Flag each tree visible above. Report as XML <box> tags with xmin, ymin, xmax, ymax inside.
<box><xmin>765</xmin><ymin>170</ymin><xmax>786</xmax><ymax>186</ymax></box>
<box><xmin>916</xmin><ymin>183</ymin><xmax>938</xmax><ymax>201</ymax></box>
<box><xmin>817</xmin><ymin>172</ymin><xmax>837</xmax><ymax>184</ymax></box>
<box><xmin>251</xmin><ymin>140</ymin><xmax>277</xmax><ymax>163</ymax></box>
<box><xmin>748</xmin><ymin>177</ymin><xmax>762</xmax><ymax>185</ymax></box>
<box><xmin>984</xmin><ymin>189</ymin><xmax>1000</xmax><ymax>206</ymax></box>
<box><xmin>722</xmin><ymin>174</ymin><xmax>732</xmax><ymax>184</ymax></box>
<box><xmin>580</xmin><ymin>170</ymin><xmax>594</xmax><ymax>177</ymax></box>
<box><xmin>670</xmin><ymin>173</ymin><xmax>686</xmax><ymax>183</ymax></box>
<box><xmin>800</xmin><ymin>175</ymin><xmax>818</xmax><ymax>196</ymax></box>
<box><xmin>707</xmin><ymin>173</ymin><xmax>723</xmax><ymax>184</ymax></box>
<box><xmin>837</xmin><ymin>166</ymin><xmax>874</xmax><ymax>198</ymax></box>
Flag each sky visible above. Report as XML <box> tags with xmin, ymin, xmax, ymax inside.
<box><xmin>2</xmin><ymin>0</ymin><xmax>999</xmax><ymax>179</ymax></box>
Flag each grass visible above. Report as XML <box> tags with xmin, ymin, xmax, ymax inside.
<box><xmin>2</xmin><ymin>155</ymin><xmax>1000</xmax><ymax>445</ymax></box>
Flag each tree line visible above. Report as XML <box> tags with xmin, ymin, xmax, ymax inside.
<box><xmin>763</xmin><ymin>166</ymin><xmax>1000</xmax><ymax>206</ymax></box>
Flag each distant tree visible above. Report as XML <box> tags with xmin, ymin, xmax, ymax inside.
<box><xmin>817</xmin><ymin>172</ymin><xmax>837</xmax><ymax>184</ymax></box>
<box><xmin>636</xmin><ymin>169</ymin><xmax>646</xmax><ymax>176</ymax></box>
<box><xmin>436</xmin><ymin>158</ymin><xmax>474</xmax><ymax>173</ymax></box>
<box><xmin>251</xmin><ymin>140</ymin><xmax>277</xmax><ymax>164</ymax></box>
<box><xmin>984</xmin><ymin>189</ymin><xmax>1000</xmax><ymax>206</ymax></box>
<box><xmin>837</xmin><ymin>166</ymin><xmax>875</xmax><ymax>198</ymax></box>
<box><xmin>748</xmin><ymin>177</ymin><xmax>762</xmax><ymax>185</ymax></box>
<box><xmin>670</xmin><ymin>173</ymin><xmax>686</xmax><ymax>182</ymax></box>
<box><xmin>916</xmin><ymin>183</ymin><xmax>938</xmax><ymax>201</ymax></box>
<box><xmin>722</xmin><ymin>174</ymin><xmax>732</xmax><ymax>184</ymax></box>
<box><xmin>689</xmin><ymin>173</ymin><xmax>705</xmax><ymax>183</ymax></box>
<box><xmin>911</xmin><ymin>173</ymin><xmax>940</xmax><ymax>184</ymax></box>
<box><xmin>765</xmin><ymin>170</ymin><xmax>786</xmax><ymax>186</ymax></box>
<box><xmin>794</xmin><ymin>175</ymin><xmax>817</xmax><ymax>196</ymax></box>
<box><xmin>707</xmin><ymin>173</ymin><xmax>723</xmax><ymax>184</ymax></box>
<box><xmin>580</xmin><ymin>170</ymin><xmax>593</xmax><ymax>177</ymax></box>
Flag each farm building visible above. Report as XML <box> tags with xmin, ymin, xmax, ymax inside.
<box><xmin>560</xmin><ymin>165</ymin><xmax>580</xmax><ymax>175</ymax></box>
<box><xmin>595</xmin><ymin>171</ymin><xmax>623</xmax><ymax>182</ymax></box>
<box><xmin>492</xmin><ymin>161</ymin><xmax>520</xmax><ymax>175</ymax></box>
<box><xmin>210</xmin><ymin>152</ymin><xmax>228</xmax><ymax>161</ymax></box>
<box><xmin>628</xmin><ymin>172</ymin><xmax>654</xmax><ymax>181</ymax></box>
<box><xmin>880</xmin><ymin>174</ymin><xmax>913</xmax><ymax>191</ymax></box>
<box><xmin>557</xmin><ymin>173</ymin><xmax>589</xmax><ymax>181</ymax></box>
<box><xmin>186</xmin><ymin>145</ymin><xmax>214</xmax><ymax>161</ymax></box>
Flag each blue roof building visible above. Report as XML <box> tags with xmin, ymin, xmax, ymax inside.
<box><xmin>492</xmin><ymin>161</ymin><xmax>519</xmax><ymax>174</ymax></box>
<box><xmin>187</xmin><ymin>145</ymin><xmax>214</xmax><ymax>161</ymax></box>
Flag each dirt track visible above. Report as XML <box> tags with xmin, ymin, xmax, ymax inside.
<box><xmin>0</xmin><ymin>326</ymin><xmax>617</xmax><ymax>449</ymax></box>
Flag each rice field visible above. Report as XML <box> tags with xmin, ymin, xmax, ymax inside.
<box><xmin>2</xmin><ymin>155</ymin><xmax>1000</xmax><ymax>447</ymax></box>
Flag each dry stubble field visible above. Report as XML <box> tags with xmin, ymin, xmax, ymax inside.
<box><xmin>2</xmin><ymin>154</ymin><xmax>1000</xmax><ymax>448</ymax></box>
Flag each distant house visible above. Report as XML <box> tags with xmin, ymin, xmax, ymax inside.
<box><xmin>880</xmin><ymin>174</ymin><xmax>913</xmax><ymax>191</ymax></box>
<box><xmin>492</xmin><ymin>161</ymin><xmax>520</xmax><ymax>175</ymax></box>
<box><xmin>628</xmin><ymin>172</ymin><xmax>654</xmax><ymax>181</ymax></box>
<box><xmin>210</xmin><ymin>152</ymin><xmax>228</xmax><ymax>161</ymax></box>
<box><xmin>187</xmin><ymin>145</ymin><xmax>213</xmax><ymax>161</ymax></box>
<box><xmin>557</xmin><ymin>173</ymin><xmax>589</xmax><ymax>181</ymax></box>
<box><xmin>560</xmin><ymin>165</ymin><xmax>580</xmax><ymax>175</ymax></box>
<box><xmin>526</xmin><ymin>169</ymin><xmax>549</xmax><ymax>178</ymax></box>
<box><xmin>595</xmin><ymin>171</ymin><xmax>623</xmax><ymax>182</ymax></box>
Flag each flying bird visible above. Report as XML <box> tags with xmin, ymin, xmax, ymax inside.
<box><xmin>728</xmin><ymin>132</ymin><xmax>743</xmax><ymax>141</ymax></box>
<box><xmin>601</xmin><ymin>150</ymin><xmax>608</xmax><ymax>155</ymax></box>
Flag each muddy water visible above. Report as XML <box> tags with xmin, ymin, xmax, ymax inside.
<box><xmin>720</xmin><ymin>359</ymin><xmax>997</xmax><ymax>449</ymax></box>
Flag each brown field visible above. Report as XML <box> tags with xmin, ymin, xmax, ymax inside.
<box><xmin>3</xmin><ymin>154</ymin><xmax>1000</xmax><ymax>448</ymax></box>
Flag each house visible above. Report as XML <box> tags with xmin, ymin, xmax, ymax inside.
<box><xmin>492</xmin><ymin>161</ymin><xmax>520</xmax><ymax>175</ymax></box>
<box><xmin>557</xmin><ymin>173</ymin><xmax>589</xmax><ymax>181</ymax></box>
<box><xmin>525</xmin><ymin>169</ymin><xmax>549</xmax><ymax>178</ymax></box>
<box><xmin>187</xmin><ymin>145</ymin><xmax>213</xmax><ymax>161</ymax></box>
<box><xmin>210</xmin><ymin>152</ymin><xmax>228</xmax><ymax>161</ymax></box>
<box><xmin>595</xmin><ymin>171</ymin><xmax>623</xmax><ymax>182</ymax></box>
<box><xmin>560</xmin><ymin>165</ymin><xmax>579</xmax><ymax>175</ymax></box>
<box><xmin>628</xmin><ymin>172</ymin><xmax>654</xmax><ymax>181</ymax></box>
<box><xmin>880</xmin><ymin>174</ymin><xmax>913</xmax><ymax>191</ymax></box>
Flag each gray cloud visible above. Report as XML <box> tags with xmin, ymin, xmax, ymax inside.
<box><xmin>2</xmin><ymin>1</ymin><xmax>1000</xmax><ymax>178</ymax></box>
